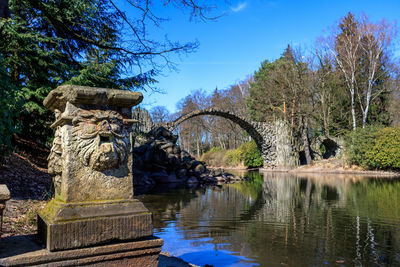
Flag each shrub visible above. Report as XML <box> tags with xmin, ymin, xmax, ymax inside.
<box><xmin>344</xmin><ymin>126</ymin><xmax>379</xmax><ymax>168</ymax></box>
<box><xmin>225</xmin><ymin>140</ymin><xmax>263</xmax><ymax>168</ymax></box>
<box><xmin>200</xmin><ymin>148</ymin><xmax>227</xmax><ymax>167</ymax></box>
<box><xmin>225</xmin><ymin>149</ymin><xmax>244</xmax><ymax>166</ymax></box>
<box><xmin>345</xmin><ymin>126</ymin><xmax>400</xmax><ymax>170</ymax></box>
<box><xmin>242</xmin><ymin>140</ymin><xmax>263</xmax><ymax>168</ymax></box>
<box><xmin>365</xmin><ymin>127</ymin><xmax>400</xmax><ymax>170</ymax></box>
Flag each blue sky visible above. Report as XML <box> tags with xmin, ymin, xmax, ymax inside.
<box><xmin>128</xmin><ymin>0</ymin><xmax>400</xmax><ymax>113</ymax></box>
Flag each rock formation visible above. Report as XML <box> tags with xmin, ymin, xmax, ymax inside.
<box><xmin>132</xmin><ymin>125</ymin><xmax>242</xmax><ymax>189</ymax></box>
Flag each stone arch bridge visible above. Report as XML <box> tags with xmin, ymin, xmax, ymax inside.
<box><xmin>165</xmin><ymin>108</ymin><xmax>298</xmax><ymax>167</ymax></box>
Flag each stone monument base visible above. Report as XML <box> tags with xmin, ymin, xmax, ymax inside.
<box><xmin>0</xmin><ymin>235</ymin><xmax>163</xmax><ymax>267</ymax></box>
<box><xmin>38</xmin><ymin>199</ymin><xmax>153</xmax><ymax>251</ymax></box>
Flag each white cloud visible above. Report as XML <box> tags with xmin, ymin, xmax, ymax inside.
<box><xmin>230</xmin><ymin>2</ymin><xmax>247</xmax><ymax>13</ymax></box>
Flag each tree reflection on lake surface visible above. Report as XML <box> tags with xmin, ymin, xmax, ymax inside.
<box><xmin>136</xmin><ymin>171</ymin><xmax>400</xmax><ymax>266</ymax></box>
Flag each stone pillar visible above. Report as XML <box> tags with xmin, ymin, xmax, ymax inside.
<box><xmin>0</xmin><ymin>184</ymin><xmax>10</xmax><ymax>239</ymax></box>
<box><xmin>258</xmin><ymin>120</ymin><xmax>299</xmax><ymax>168</ymax></box>
<box><xmin>272</xmin><ymin>120</ymin><xmax>299</xmax><ymax>167</ymax></box>
<box><xmin>38</xmin><ymin>85</ymin><xmax>155</xmax><ymax>251</ymax></box>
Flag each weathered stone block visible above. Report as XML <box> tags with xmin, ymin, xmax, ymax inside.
<box><xmin>38</xmin><ymin>199</ymin><xmax>153</xmax><ymax>251</ymax></box>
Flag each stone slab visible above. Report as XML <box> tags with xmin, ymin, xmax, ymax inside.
<box><xmin>0</xmin><ymin>235</ymin><xmax>163</xmax><ymax>267</ymax></box>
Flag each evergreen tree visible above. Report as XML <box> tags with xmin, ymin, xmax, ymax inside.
<box><xmin>0</xmin><ymin>54</ymin><xmax>20</xmax><ymax>158</ymax></box>
<box><xmin>0</xmin><ymin>0</ymin><xmax>210</xmax><ymax>146</ymax></box>
<box><xmin>247</xmin><ymin>45</ymin><xmax>311</xmax><ymax>127</ymax></box>
<box><xmin>0</xmin><ymin>0</ymin><xmax>126</xmax><ymax>144</ymax></box>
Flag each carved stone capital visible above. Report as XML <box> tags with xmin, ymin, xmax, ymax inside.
<box><xmin>44</xmin><ymin>85</ymin><xmax>143</xmax><ymax>202</ymax></box>
<box><xmin>43</xmin><ymin>85</ymin><xmax>143</xmax><ymax>112</ymax></box>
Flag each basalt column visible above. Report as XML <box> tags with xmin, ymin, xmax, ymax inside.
<box><xmin>37</xmin><ymin>85</ymin><xmax>160</xmax><ymax>253</ymax></box>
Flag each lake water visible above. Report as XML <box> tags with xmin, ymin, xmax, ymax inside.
<box><xmin>136</xmin><ymin>171</ymin><xmax>400</xmax><ymax>266</ymax></box>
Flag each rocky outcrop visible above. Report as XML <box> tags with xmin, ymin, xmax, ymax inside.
<box><xmin>310</xmin><ymin>136</ymin><xmax>344</xmax><ymax>160</ymax></box>
<box><xmin>132</xmin><ymin>126</ymin><xmax>242</xmax><ymax>188</ymax></box>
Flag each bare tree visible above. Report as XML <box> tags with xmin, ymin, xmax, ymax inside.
<box><xmin>150</xmin><ymin>106</ymin><xmax>170</xmax><ymax>124</ymax></box>
<box><xmin>310</xmin><ymin>48</ymin><xmax>338</xmax><ymax>135</ymax></box>
<box><xmin>176</xmin><ymin>90</ymin><xmax>207</xmax><ymax>157</ymax></box>
<box><xmin>324</xmin><ymin>13</ymin><xmax>361</xmax><ymax>130</ymax></box>
<box><xmin>357</xmin><ymin>15</ymin><xmax>396</xmax><ymax>127</ymax></box>
<box><xmin>323</xmin><ymin>13</ymin><xmax>396</xmax><ymax>129</ymax></box>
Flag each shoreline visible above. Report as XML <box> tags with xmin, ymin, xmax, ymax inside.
<box><xmin>207</xmin><ymin>166</ymin><xmax>256</xmax><ymax>171</ymax></box>
<box><xmin>207</xmin><ymin>164</ymin><xmax>400</xmax><ymax>177</ymax></box>
<box><xmin>285</xmin><ymin>169</ymin><xmax>400</xmax><ymax>177</ymax></box>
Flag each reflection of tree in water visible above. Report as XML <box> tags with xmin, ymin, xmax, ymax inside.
<box><xmin>139</xmin><ymin>173</ymin><xmax>400</xmax><ymax>266</ymax></box>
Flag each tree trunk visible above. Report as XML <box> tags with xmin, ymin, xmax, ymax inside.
<box><xmin>362</xmin><ymin>105</ymin><xmax>369</xmax><ymax>128</ymax></box>
<box><xmin>351</xmin><ymin>89</ymin><xmax>357</xmax><ymax>130</ymax></box>
<box><xmin>291</xmin><ymin>98</ymin><xmax>296</xmax><ymax>128</ymax></box>
<box><xmin>218</xmin><ymin>137</ymin><xmax>224</xmax><ymax>150</ymax></box>
<box><xmin>281</xmin><ymin>84</ymin><xmax>287</xmax><ymax>121</ymax></box>
<box><xmin>361</xmin><ymin>80</ymin><xmax>372</xmax><ymax>128</ymax></box>
<box><xmin>302</xmin><ymin>116</ymin><xmax>312</xmax><ymax>165</ymax></box>
<box><xmin>326</xmin><ymin>100</ymin><xmax>331</xmax><ymax>136</ymax></box>
<box><xmin>196</xmin><ymin>138</ymin><xmax>200</xmax><ymax>159</ymax></box>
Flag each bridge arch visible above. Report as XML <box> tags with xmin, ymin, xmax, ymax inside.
<box><xmin>166</xmin><ymin>108</ymin><xmax>267</xmax><ymax>158</ymax></box>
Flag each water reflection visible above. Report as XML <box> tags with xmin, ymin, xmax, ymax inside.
<box><xmin>136</xmin><ymin>172</ymin><xmax>400</xmax><ymax>267</ymax></box>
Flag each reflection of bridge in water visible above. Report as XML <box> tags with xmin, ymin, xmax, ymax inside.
<box><xmin>165</xmin><ymin>108</ymin><xmax>298</xmax><ymax>167</ymax></box>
